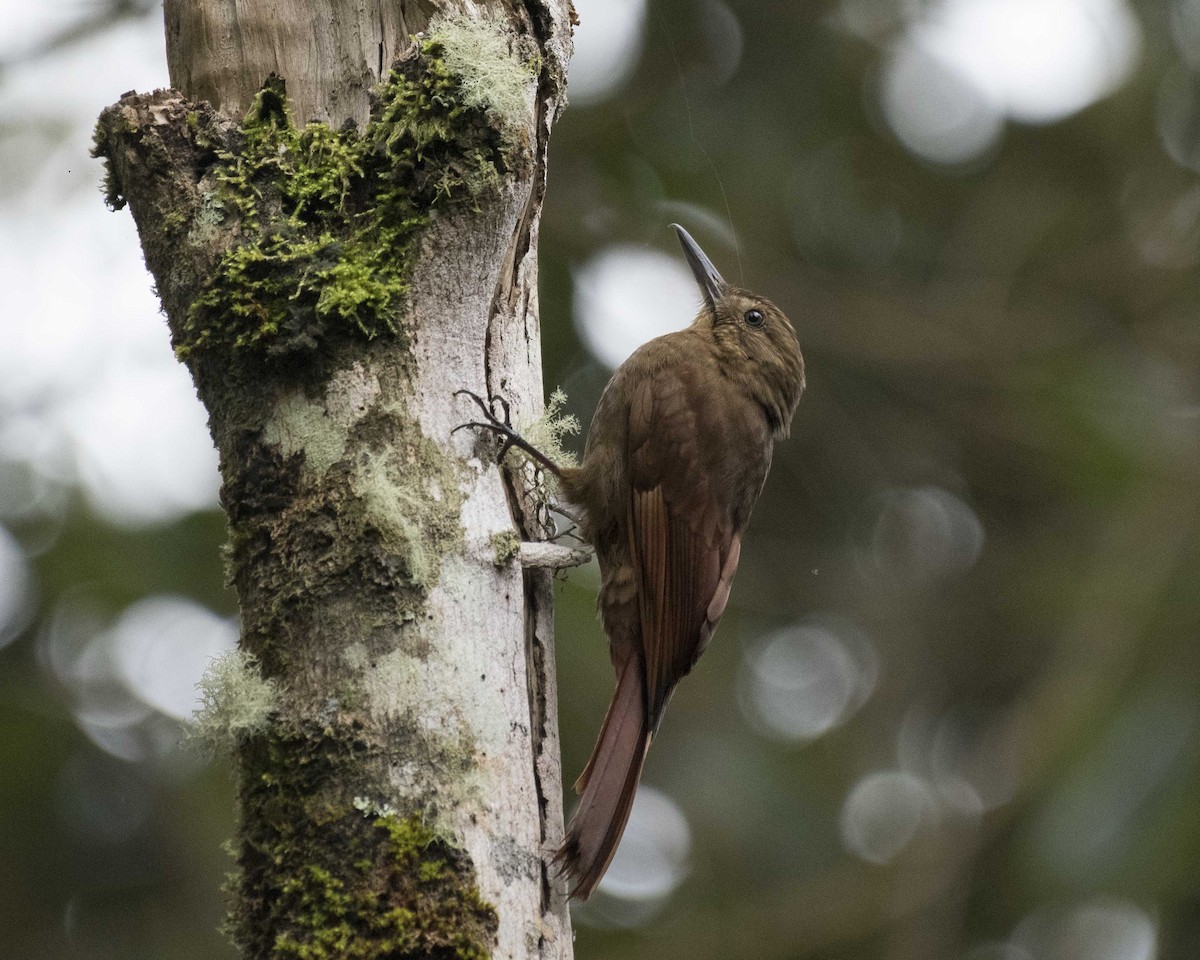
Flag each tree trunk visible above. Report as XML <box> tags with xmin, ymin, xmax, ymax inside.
<box><xmin>92</xmin><ymin>2</ymin><xmax>576</xmax><ymax>957</ymax></box>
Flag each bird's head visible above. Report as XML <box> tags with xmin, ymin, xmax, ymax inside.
<box><xmin>672</xmin><ymin>223</ymin><xmax>806</xmax><ymax>436</ymax></box>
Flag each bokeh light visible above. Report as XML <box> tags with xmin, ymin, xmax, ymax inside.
<box><xmin>0</xmin><ymin>525</ymin><xmax>34</xmax><ymax>649</ymax></box>
<box><xmin>568</xmin><ymin>0</ymin><xmax>647</xmax><ymax>106</ymax></box>
<box><xmin>1171</xmin><ymin>0</ymin><xmax>1200</xmax><ymax>69</ymax></box>
<box><xmin>854</xmin><ymin>485</ymin><xmax>985</xmax><ymax>585</ymax></box>
<box><xmin>881</xmin><ymin>39</ymin><xmax>1004</xmax><ymax>166</ymax></box>
<box><xmin>581</xmin><ymin>785</ymin><xmax>691</xmax><ymax>927</ymax></box>
<box><xmin>1156</xmin><ymin>65</ymin><xmax>1200</xmax><ymax>174</ymax></box>
<box><xmin>737</xmin><ymin>619</ymin><xmax>878</xmax><ymax>742</ymax></box>
<box><xmin>58</xmin><ymin>358</ymin><xmax>220</xmax><ymax>525</ymax></box>
<box><xmin>40</xmin><ymin>592</ymin><xmax>236</xmax><ymax>765</ymax></box>
<box><xmin>880</xmin><ymin>0</ymin><xmax>1141</xmax><ymax>164</ymax></box>
<box><xmin>0</xmin><ymin>416</ymin><xmax>72</xmax><ymax>524</ymax></box>
<box><xmin>1011</xmin><ymin>898</ymin><xmax>1157</xmax><ymax>960</ymax></box>
<box><xmin>839</xmin><ymin>770</ymin><xmax>936</xmax><ymax>864</ymax></box>
<box><xmin>0</xmin><ymin>0</ymin><xmax>87</xmax><ymax>61</ymax></box>
<box><xmin>0</xmin><ymin>12</ymin><xmax>219</xmax><ymax>528</ymax></box>
<box><xmin>573</xmin><ymin>244</ymin><xmax>698</xmax><ymax>369</ymax></box>
<box><xmin>109</xmin><ymin>596</ymin><xmax>239</xmax><ymax>722</ymax></box>
<box><xmin>928</xmin><ymin>707</ymin><xmax>1021</xmax><ymax>812</ymax></box>
<box><xmin>696</xmin><ymin>1</ymin><xmax>744</xmax><ymax>89</ymax></box>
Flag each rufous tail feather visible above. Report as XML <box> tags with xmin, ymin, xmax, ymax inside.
<box><xmin>553</xmin><ymin>661</ymin><xmax>650</xmax><ymax>900</ymax></box>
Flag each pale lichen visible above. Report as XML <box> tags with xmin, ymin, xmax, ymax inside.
<box><xmin>428</xmin><ymin>16</ymin><xmax>538</xmax><ymax>132</ymax></box>
<box><xmin>262</xmin><ymin>364</ymin><xmax>382</xmax><ymax>480</ymax></box>
<box><xmin>351</xmin><ymin>796</ymin><xmax>399</xmax><ymax>819</ymax></box>
<box><xmin>352</xmin><ymin>461</ymin><xmax>437</xmax><ymax>589</ymax></box>
<box><xmin>190</xmin><ymin>649</ymin><xmax>279</xmax><ymax>753</ymax></box>
<box><xmin>507</xmin><ymin>387</ymin><xmax>580</xmax><ymax>483</ymax></box>
<box><xmin>353</xmin><ymin>647</ymin><xmax>424</xmax><ymax>719</ymax></box>
<box><xmin>340</xmin><ymin>640</ymin><xmax>487</xmax><ymax>818</ymax></box>
<box><xmin>489</xmin><ymin>530</ymin><xmax>521</xmax><ymax>567</ymax></box>
<box><xmin>263</xmin><ymin>392</ymin><xmax>350</xmax><ymax>479</ymax></box>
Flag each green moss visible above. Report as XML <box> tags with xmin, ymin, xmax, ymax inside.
<box><xmin>180</xmin><ymin>24</ymin><xmax>528</xmax><ymax>364</ymax></box>
<box><xmin>161</xmin><ymin>209</ymin><xmax>189</xmax><ymax>234</ymax></box>
<box><xmin>97</xmin><ymin>155</ymin><xmax>126</xmax><ymax>211</ymax></box>
<box><xmin>236</xmin><ymin>732</ymin><xmax>496</xmax><ymax>960</ymax></box>
<box><xmin>489</xmin><ymin>530</ymin><xmax>521</xmax><ymax>567</ymax></box>
<box><xmin>90</xmin><ymin>109</ymin><xmax>133</xmax><ymax>210</ymax></box>
<box><xmin>268</xmin><ymin>810</ymin><xmax>497</xmax><ymax>960</ymax></box>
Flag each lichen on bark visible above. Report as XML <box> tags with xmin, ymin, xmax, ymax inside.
<box><xmin>223</xmin><ymin>372</ymin><xmax>468</xmax><ymax>677</ymax></box>
<box><xmin>91</xmin><ymin>7</ymin><xmax>573</xmax><ymax>957</ymax></box>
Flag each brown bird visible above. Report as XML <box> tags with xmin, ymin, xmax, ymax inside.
<box><xmin>457</xmin><ymin>224</ymin><xmax>805</xmax><ymax>899</ymax></box>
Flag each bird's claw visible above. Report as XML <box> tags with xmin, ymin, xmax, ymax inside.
<box><xmin>454</xmin><ymin>389</ymin><xmax>512</xmax><ymax>430</ymax></box>
<box><xmin>453</xmin><ymin>388</ymin><xmax>564</xmax><ymax>480</ymax></box>
<box><xmin>453</xmin><ymin>389</ymin><xmax>523</xmax><ymax>467</ymax></box>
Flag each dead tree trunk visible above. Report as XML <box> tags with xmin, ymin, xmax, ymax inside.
<box><xmin>92</xmin><ymin>2</ymin><xmax>575</xmax><ymax>957</ymax></box>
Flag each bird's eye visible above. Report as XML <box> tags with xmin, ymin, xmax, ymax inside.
<box><xmin>744</xmin><ymin>309</ymin><xmax>765</xmax><ymax>327</ymax></box>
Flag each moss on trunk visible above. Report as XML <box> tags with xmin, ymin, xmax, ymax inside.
<box><xmin>236</xmin><ymin>728</ymin><xmax>497</xmax><ymax>960</ymax></box>
<box><xmin>89</xmin><ymin>15</ymin><xmax>557</xmax><ymax>958</ymax></box>
<box><xmin>93</xmin><ymin>26</ymin><xmax>536</xmax><ymax>370</ymax></box>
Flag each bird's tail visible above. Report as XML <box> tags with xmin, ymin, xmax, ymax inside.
<box><xmin>553</xmin><ymin>660</ymin><xmax>650</xmax><ymax>900</ymax></box>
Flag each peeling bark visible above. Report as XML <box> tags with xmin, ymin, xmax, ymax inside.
<box><xmin>94</xmin><ymin>3</ymin><xmax>574</xmax><ymax>957</ymax></box>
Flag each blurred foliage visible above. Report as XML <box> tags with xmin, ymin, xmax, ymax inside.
<box><xmin>2</xmin><ymin>0</ymin><xmax>1199</xmax><ymax>958</ymax></box>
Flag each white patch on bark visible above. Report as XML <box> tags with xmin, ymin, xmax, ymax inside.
<box><xmin>263</xmin><ymin>363</ymin><xmax>381</xmax><ymax>478</ymax></box>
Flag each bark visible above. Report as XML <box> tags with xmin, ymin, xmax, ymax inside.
<box><xmin>93</xmin><ymin>3</ymin><xmax>576</xmax><ymax>958</ymax></box>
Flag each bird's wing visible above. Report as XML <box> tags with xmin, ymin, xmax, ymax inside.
<box><xmin>626</xmin><ymin>367</ymin><xmax>741</xmax><ymax>728</ymax></box>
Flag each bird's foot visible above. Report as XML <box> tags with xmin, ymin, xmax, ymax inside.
<box><xmin>540</xmin><ymin>504</ymin><xmax>586</xmax><ymax>545</ymax></box>
<box><xmin>453</xmin><ymin>390</ymin><xmax>564</xmax><ymax>480</ymax></box>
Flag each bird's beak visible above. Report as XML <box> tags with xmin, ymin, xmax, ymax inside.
<box><xmin>671</xmin><ymin>223</ymin><xmax>726</xmax><ymax>309</ymax></box>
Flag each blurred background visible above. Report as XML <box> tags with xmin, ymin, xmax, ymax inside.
<box><xmin>1</xmin><ymin>0</ymin><xmax>1198</xmax><ymax>957</ymax></box>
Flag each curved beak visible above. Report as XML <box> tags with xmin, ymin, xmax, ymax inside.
<box><xmin>671</xmin><ymin>223</ymin><xmax>726</xmax><ymax>309</ymax></box>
